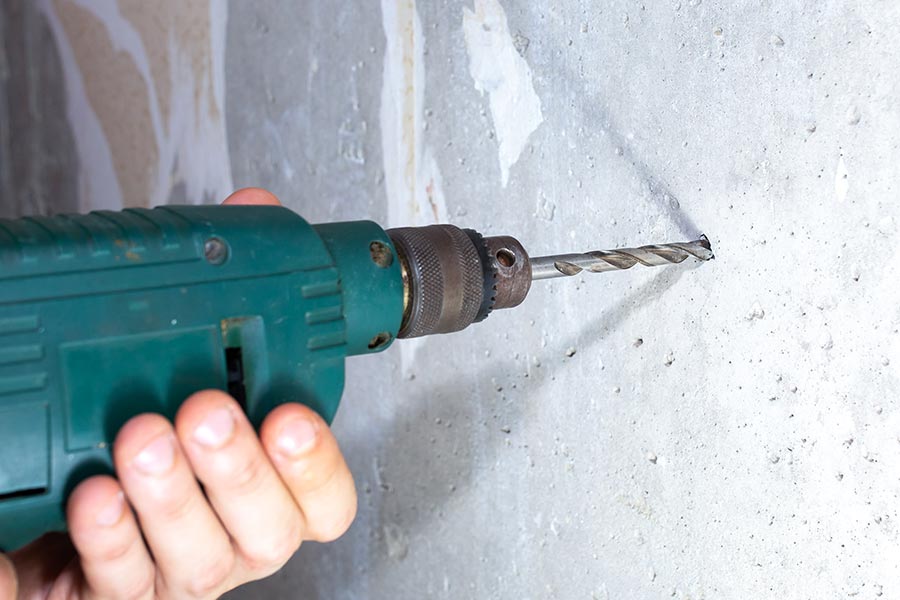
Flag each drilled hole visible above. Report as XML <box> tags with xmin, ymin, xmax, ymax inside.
<box><xmin>496</xmin><ymin>248</ymin><xmax>516</xmax><ymax>268</ymax></box>
<box><xmin>370</xmin><ymin>241</ymin><xmax>394</xmax><ymax>268</ymax></box>
<box><xmin>368</xmin><ymin>331</ymin><xmax>392</xmax><ymax>350</ymax></box>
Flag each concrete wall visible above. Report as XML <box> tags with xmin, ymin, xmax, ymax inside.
<box><xmin>3</xmin><ymin>1</ymin><xmax>900</xmax><ymax>598</ymax></box>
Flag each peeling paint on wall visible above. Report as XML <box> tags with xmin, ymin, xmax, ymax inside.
<box><xmin>462</xmin><ymin>0</ymin><xmax>543</xmax><ymax>187</ymax></box>
<box><xmin>379</xmin><ymin>0</ymin><xmax>447</xmax><ymax>228</ymax></box>
<box><xmin>38</xmin><ymin>0</ymin><xmax>232</xmax><ymax>210</ymax></box>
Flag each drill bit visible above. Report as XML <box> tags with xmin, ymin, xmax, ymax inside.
<box><xmin>530</xmin><ymin>235</ymin><xmax>713</xmax><ymax>280</ymax></box>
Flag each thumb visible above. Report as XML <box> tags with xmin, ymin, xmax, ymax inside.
<box><xmin>0</xmin><ymin>554</ymin><xmax>17</xmax><ymax>600</ymax></box>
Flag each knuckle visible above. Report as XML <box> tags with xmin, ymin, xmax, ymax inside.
<box><xmin>241</xmin><ymin>522</ymin><xmax>303</xmax><ymax>575</ymax></box>
<box><xmin>93</xmin><ymin>532</ymin><xmax>141</xmax><ymax>563</ymax></box>
<box><xmin>183</xmin><ymin>552</ymin><xmax>235</xmax><ymax>599</ymax></box>
<box><xmin>152</xmin><ymin>486</ymin><xmax>197</xmax><ymax>523</ymax></box>
<box><xmin>313</xmin><ymin>501</ymin><xmax>357</xmax><ymax>543</ymax></box>
<box><xmin>118</xmin><ymin>568</ymin><xmax>155</xmax><ymax>600</ymax></box>
<box><xmin>225</xmin><ymin>452</ymin><xmax>269</xmax><ymax>496</ymax></box>
<box><xmin>291</xmin><ymin>454</ymin><xmax>341</xmax><ymax>495</ymax></box>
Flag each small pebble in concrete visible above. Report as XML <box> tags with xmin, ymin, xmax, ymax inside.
<box><xmin>647</xmin><ymin>452</ymin><xmax>658</xmax><ymax>464</ymax></box>
<box><xmin>846</xmin><ymin>105</ymin><xmax>862</xmax><ymax>125</ymax></box>
<box><xmin>771</xmin><ymin>34</ymin><xmax>785</xmax><ymax>47</ymax></box>
<box><xmin>512</xmin><ymin>31</ymin><xmax>530</xmax><ymax>57</ymax></box>
<box><xmin>565</xmin><ymin>347</ymin><xmax>577</xmax><ymax>357</ymax></box>
<box><xmin>745</xmin><ymin>302</ymin><xmax>765</xmax><ymax>320</ymax></box>
<box><xmin>383</xmin><ymin>523</ymin><xmax>409</xmax><ymax>561</ymax></box>
<box><xmin>664</xmin><ymin>352</ymin><xmax>675</xmax><ymax>366</ymax></box>
<box><xmin>633</xmin><ymin>338</ymin><xmax>644</xmax><ymax>348</ymax></box>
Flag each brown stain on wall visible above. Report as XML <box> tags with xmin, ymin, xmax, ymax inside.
<box><xmin>53</xmin><ymin>0</ymin><xmax>218</xmax><ymax>208</ymax></box>
<box><xmin>116</xmin><ymin>1</ymin><xmax>173</xmax><ymax>125</ymax></box>
<box><xmin>117</xmin><ymin>1</ymin><xmax>218</xmax><ymax>124</ymax></box>
<box><xmin>55</xmin><ymin>0</ymin><xmax>157</xmax><ymax>208</ymax></box>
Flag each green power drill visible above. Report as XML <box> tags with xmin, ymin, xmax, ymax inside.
<box><xmin>0</xmin><ymin>204</ymin><xmax>712</xmax><ymax>549</ymax></box>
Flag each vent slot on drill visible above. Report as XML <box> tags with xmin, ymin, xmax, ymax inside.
<box><xmin>0</xmin><ymin>487</ymin><xmax>47</xmax><ymax>502</ymax></box>
<box><xmin>225</xmin><ymin>347</ymin><xmax>247</xmax><ymax>411</ymax></box>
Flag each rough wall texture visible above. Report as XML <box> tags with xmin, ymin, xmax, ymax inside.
<box><xmin>3</xmin><ymin>1</ymin><xmax>900</xmax><ymax>599</ymax></box>
<box><xmin>0</xmin><ymin>0</ymin><xmax>78</xmax><ymax>217</ymax></box>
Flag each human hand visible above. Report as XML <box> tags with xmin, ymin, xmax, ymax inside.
<box><xmin>0</xmin><ymin>189</ymin><xmax>357</xmax><ymax>599</ymax></box>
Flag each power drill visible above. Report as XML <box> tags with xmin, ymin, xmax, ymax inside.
<box><xmin>0</xmin><ymin>205</ymin><xmax>712</xmax><ymax>549</ymax></box>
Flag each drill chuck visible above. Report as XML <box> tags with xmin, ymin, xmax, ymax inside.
<box><xmin>387</xmin><ymin>225</ymin><xmax>533</xmax><ymax>338</ymax></box>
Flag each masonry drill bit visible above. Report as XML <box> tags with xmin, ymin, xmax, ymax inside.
<box><xmin>530</xmin><ymin>235</ymin><xmax>714</xmax><ymax>280</ymax></box>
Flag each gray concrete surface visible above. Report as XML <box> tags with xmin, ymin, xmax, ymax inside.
<box><xmin>0</xmin><ymin>0</ymin><xmax>78</xmax><ymax>218</ymax></box>
<box><xmin>4</xmin><ymin>1</ymin><xmax>900</xmax><ymax>598</ymax></box>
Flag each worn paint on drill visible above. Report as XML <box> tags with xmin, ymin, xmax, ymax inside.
<box><xmin>38</xmin><ymin>0</ymin><xmax>232</xmax><ymax>209</ymax></box>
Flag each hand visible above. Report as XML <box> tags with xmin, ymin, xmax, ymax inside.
<box><xmin>0</xmin><ymin>189</ymin><xmax>357</xmax><ymax>599</ymax></box>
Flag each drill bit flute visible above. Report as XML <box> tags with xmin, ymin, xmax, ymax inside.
<box><xmin>530</xmin><ymin>236</ymin><xmax>713</xmax><ymax>280</ymax></box>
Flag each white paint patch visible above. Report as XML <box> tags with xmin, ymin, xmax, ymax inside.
<box><xmin>39</xmin><ymin>0</ymin><xmax>233</xmax><ymax>209</ymax></box>
<box><xmin>379</xmin><ymin>0</ymin><xmax>448</xmax><ymax>229</ymax></box>
<box><xmin>834</xmin><ymin>155</ymin><xmax>849</xmax><ymax>203</ymax></box>
<box><xmin>463</xmin><ymin>0</ymin><xmax>543</xmax><ymax>187</ymax></box>
<box><xmin>380</xmin><ymin>0</ymin><xmax>448</xmax><ymax>371</ymax></box>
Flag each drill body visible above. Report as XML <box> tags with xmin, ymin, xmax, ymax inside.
<box><xmin>0</xmin><ymin>206</ymin><xmax>402</xmax><ymax>549</ymax></box>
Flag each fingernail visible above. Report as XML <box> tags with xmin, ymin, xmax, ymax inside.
<box><xmin>193</xmin><ymin>406</ymin><xmax>236</xmax><ymax>448</ymax></box>
<box><xmin>276</xmin><ymin>417</ymin><xmax>318</xmax><ymax>457</ymax></box>
<box><xmin>133</xmin><ymin>434</ymin><xmax>175</xmax><ymax>475</ymax></box>
<box><xmin>96</xmin><ymin>491</ymin><xmax>125</xmax><ymax>527</ymax></box>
